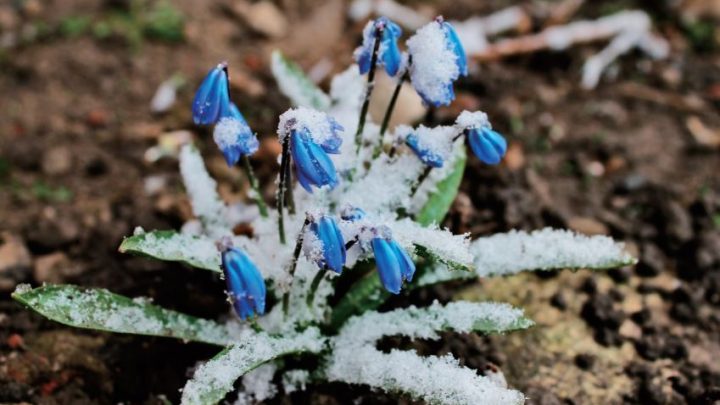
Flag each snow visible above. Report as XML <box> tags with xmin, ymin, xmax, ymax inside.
<box><xmin>472</xmin><ymin>228</ymin><xmax>636</xmax><ymax>277</ymax></box>
<box><xmin>326</xmin><ymin>301</ymin><xmax>530</xmax><ymax>404</ymax></box>
<box><xmin>237</xmin><ymin>363</ymin><xmax>278</xmax><ymax>404</ymax></box>
<box><xmin>455</xmin><ymin>110</ymin><xmax>490</xmax><ymax>130</ymax></box>
<box><xmin>181</xmin><ymin>328</ymin><xmax>325</xmax><ymax>405</ymax></box>
<box><xmin>407</xmin><ymin>124</ymin><xmax>457</xmax><ymax>163</ymax></box>
<box><xmin>179</xmin><ymin>145</ymin><xmax>229</xmax><ymax>238</ymax></box>
<box><xmin>213</xmin><ymin>116</ymin><xmax>251</xmax><ymax>150</ymax></box>
<box><xmin>407</xmin><ymin>21</ymin><xmax>460</xmax><ymax>105</ymax></box>
<box><xmin>282</xmin><ymin>370</ymin><xmax>310</xmax><ymax>394</ymax></box>
<box><xmin>390</xmin><ymin>218</ymin><xmax>473</xmax><ymax>269</ymax></box>
<box><xmin>277</xmin><ymin>107</ymin><xmax>341</xmax><ymax>145</ymax></box>
<box><xmin>271</xmin><ymin>50</ymin><xmax>331</xmax><ymax>110</ymax></box>
<box><xmin>124</xmin><ymin>231</ymin><xmax>221</xmax><ymax>272</ymax></box>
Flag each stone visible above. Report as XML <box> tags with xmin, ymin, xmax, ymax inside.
<box><xmin>0</xmin><ymin>233</ymin><xmax>32</xmax><ymax>292</ymax></box>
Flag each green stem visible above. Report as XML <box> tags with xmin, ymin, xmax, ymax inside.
<box><xmin>355</xmin><ymin>30</ymin><xmax>383</xmax><ymax>155</ymax></box>
<box><xmin>285</xmin><ymin>153</ymin><xmax>295</xmax><ymax>215</ymax></box>
<box><xmin>306</xmin><ymin>269</ymin><xmax>327</xmax><ymax>307</ymax></box>
<box><xmin>410</xmin><ymin>166</ymin><xmax>433</xmax><ymax>196</ymax></box>
<box><xmin>241</xmin><ymin>155</ymin><xmax>268</xmax><ymax>218</ymax></box>
<box><xmin>283</xmin><ymin>216</ymin><xmax>310</xmax><ymax>317</ymax></box>
<box><xmin>374</xmin><ymin>73</ymin><xmax>406</xmax><ymax>159</ymax></box>
<box><xmin>277</xmin><ymin>137</ymin><xmax>291</xmax><ymax>244</ymax></box>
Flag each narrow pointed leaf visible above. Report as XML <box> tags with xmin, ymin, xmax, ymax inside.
<box><xmin>179</xmin><ymin>144</ymin><xmax>229</xmax><ymax>238</ymax></box>
<box><xmin>271</xmin><ymin>50</ymin><xmax>331</xmax><ymax>110</ymax></box>
<box><xmin>415</xmin><ymin>147</ymin><xmax>467</xmax><ymax>226</ymax></box>
<box><xmin>12</xmin><ymin>284</ymin><xmax>232</xmax><ymax>345</ymax></box>
<box><xmin>119</xmin><ymin>230</ymin><xmax>221</xmax><ymax>273</ymax></box>
<box><xmin>181</xmin><ymin>328</ymin><xmax>324</xmax><ymax>405</ymax></box>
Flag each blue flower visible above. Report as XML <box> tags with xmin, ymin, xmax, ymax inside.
<box><xmin>214</xmin><ymin>103</ymin><xmax>259</xmax><ymax>166</ymax></box>
<box><xmin>355</xmin><ymin>17</ymin><xmax>403</xmax><ymax>77</ymax></box>
<box><xmin>290</xmin><ymin>129</ymin><xmax>339</xmax><ymax>193</ymax></box>
<box><xmin>220</xmin><ymin>245</ymin><xmax>266</xmax><ymax>320</ymax></box>
<box><xmin>371</xmin><ymin>232</ymin><xmax>415</xmax><ymax>294</ymax></box>
<box><xmin>309</xmin><ymin>215</ymin><xmax>346</xmax><ymax>273</ymax></box>
<box><xmin>318</xmin><ymin>117</ymin><xmax>344</xmax><ymax>154</ymax></box>
<box><xmin>467</xmin><ymin>127</ymin><xmax>507</xmax><ymax>165</ymax></box>
<box><xmin>192</xmin><ymin>62</ymin><xmax>231</xmax><ymax>125</ymax></box>
<box><xmin>405</xmin><ymin>133</ymin><xmax>445</xmax><ymax>168</ymax></box>
<box><xmin>407</xmin><ymin>17</ymin><xmax>468</xmax><ymax>107</ymax></box>
<box><xmin>340</xmin><ymin>206</ymin><xmax>366</xmax><ymax>222</ymax></box>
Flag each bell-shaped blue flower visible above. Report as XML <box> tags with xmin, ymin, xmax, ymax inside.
<box><xmin>406</xmin><ymin>17</ymin><xmax>468</xmax><ymax>107</ymax></box>
<box><xmin>340</xmin><ymin>205</ymin><xmax>366</xmax><ymax>222</ymax></box>
<box><xmin>355</xmin><ymin>17</ymin><xmax>403</xmax><ymax>77</ymax></box>
<box><xmin>192</xmin><ymin>62</ymin><xmax>231</xmax><ymax>125</ymax></box>
<box><xmin>468</xmin><ymin>127</ymin><xmax>507</xmax><ymax>165</ymax></box>
<box><xmin>220</xmin><ymin>244</ymin><xmax>266</xmax><ymax>320</ymax></box>
<box><xmin>214</xmin><ymin>103</ymin><xmax>259</xmax><ymax>166</ymax></box>
<box><xmin>406</xmin><ymin>133</ymin><xmax>445</xmax><ymax>168</ymax></box>
<box><xmin>290</xmin><ymin>129</ymin><xmax>339</xmax><ymax>193</ymax></box>
<box><xmin>309</xmin><ymin>215</ymin><xmax>346</xmax><ymax>273</ymax></box>
<box><xmin>371</xmin><ymin>233</ymin><xmax>415</xmax><ymax>294</ymax></box>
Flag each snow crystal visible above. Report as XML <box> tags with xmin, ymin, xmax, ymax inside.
<box><xmin>407</xmin><ymin>21</ymin><xmax>460</xmax><ymax>105</ymax></box>
<box><xmin>326</xmin><ymin>301</ymin><xmax>530</xmax><ymax>405</ymax></box>
<box><xmin>213</xmin><ymin>116</ymin><xmax>251</xmax><ymax>150</ymax></box>
<box><xmin>473</xmin><ymin>228</ymin><xmax>636</xmax><ymax>277</ymax></box>
<box><xmin>238</xmin><ymin>363</ymin><xmax>278</xmax><ymax>403</ymax></box>
<box><xmin>407</xmin><ymin>124</ymin><xmax>457</xmax><ymax>163</ymax></box>
<box><xmin>282</xmin><ymin>369</ymin><xmax>310</xmax><ymax>394</ymax></box>
<box><xmin>277</xmin><ymin>107</ymin><xmax>341</xmax><ymax>145</ymax></box>
<box><xmin>179</xmin><ymin>145</ymin><xmax>229</xmax><ymax>238</ymax></box>
<box><xmin>391</xmin><ymin>218</ymin><xmax>473</xmax><ymax>268</ymax></box>
<box><xmin>181</xmin><ymin>328</ymin><xmax>324</xmax><ymax>405</ymax></box>
<box><xmin>455</xmin><ymin>110</ymin><xmax>490</xmax><ymax>130</ymax></box>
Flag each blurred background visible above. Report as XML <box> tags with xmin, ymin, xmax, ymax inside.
<box><xmin>0</xmin><ymin>0</ymin><xmax>719</xmax><ymax>403</ymax></box>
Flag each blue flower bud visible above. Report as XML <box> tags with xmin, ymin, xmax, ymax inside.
<box><xmin>192</xmin><ymin>63</ymin><xmax>231</xmax><ymax>125</ymax></box>
<box><xmin>310</xmin><ymin>215</ymin><xmax>346</xmax><ymax>274</ymax></box>
<box><xmin>371</xmin><ymin>233</ymin><xmax>415</xmax><ymax>294</ymax></box>
<box><xmin>405</xmin><ymin>133</ymin><xmax>445</xmax><ymax>168</ymax></box>
<box><xmin>290</xmin><ymin>129</ymin><xmax>339</xmax><ymax>193</ymax></box>
<box><xmin>214</xmin><ymin>103</ymin><xmax>259</xmax><ymax>166</ymax></box>
<box><xmin>340</xmin><ymin>206</ymin><xmax>366</xmax><ymax>222</ymax></box>
<box><xmin>355</xmin><ymin>17</ymin><xmax>403</xmax><ymax>77</ymax></box>
<box><xmin>220</xmin><ymin>245</ymin><xmax>266</xmax><ymax>320</ymax></box>
<box><xmin>440</xmin><ymin>19</ymin><xmax>467</xmax><ymax>77</ymax></box>
<box><xmin>467</xmin><ymin>127</ymin><xmax>507</xmax><ymax>165</ymax></box>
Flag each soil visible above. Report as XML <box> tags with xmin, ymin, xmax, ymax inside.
<box><xmin>1</xmin><ymin>0</ymin><xmax>719</xmax><ymax>404</ymax></box>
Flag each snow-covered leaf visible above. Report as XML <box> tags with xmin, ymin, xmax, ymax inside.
<box><xmin>391</xmin><ymin>219</ymin><xmax>473</xmax><ymax>272</ymax></box>
<box><xmin>179</xmin><ymin>144</ymin><xmax>229</xmax><ymax>239</ymax></box>
<box><xmin>12</xmin><ymin>284</ymin><xmax>232</xmax><ymax>345</ymax></box>
<box><xmin>474</xmin><ymin>228</ymin><xmax>637</xmax><ymax>277</ymax></box>
<box><xmin>181</xmin><ymin>328</ymin><xmax>325</xmax><ymax>405</ymax></box>
<box><xmin>415</xmin><ymin>147</ymin><xmax>467</xmax><ymax>227</ymax></box>
<box><xmin>326</xmin><ymin>301</ymin><xmax>531</xmax><ymax>404</ymax></box>
<box><xmin>119</xmin><ymin>230</ymin><xmax>221</xmax><ymax>272</ymax></box>
<box><xmin>271</xmin><ymin>50</ymin><xmax>331</xmax><ymax>110</ymax></box>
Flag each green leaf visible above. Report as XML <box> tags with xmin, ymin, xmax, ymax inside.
<box><xmin>329</xmin><ymin>263</ymin><xmax>389</xmax><ymax>331</ymax></box>
<box><xmin>12</xmin><ymin>284</ymin><xmax>231</xmax><ymax>346</ymax></box>
<box><xmin>414</xmin><ymin>243</ymin><xmax>471</xmax><ymax>272</ymax></box>
<box><xmin>119</xmin><ymin>230</ymin><xmax>221</xmax><ymax>272</ymax></box>
<box><xmin>415</xmin><ymin>147</ymin><xmax>466</xmax><ymax>227</ymax></box>
<box><xmin>414</xmin><ymin>262</ymin><xmax>476</xmax><ymax>288</ymax></box>
<box><xmin>181</xmin><ymin>328</ymin><xmax>324</xmax><ymax>405</ymax></box>
<box><xmin>271</xmin><ymin>50</ymin><xmax>331</xmax><ymax>110</ymax></box>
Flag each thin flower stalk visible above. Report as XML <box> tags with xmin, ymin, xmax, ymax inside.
<box><xmin>283</xmin><ymin>216</ymin><xmax>311</xmax><ymax>316</ymax></box>
<box><xmin>355</xmin><ymin>28</ymin><xmax>383</xmax><ymax>154</ymax></box>
<box><xmin>241</xmin><ymin>155</ymin><xmax>268</xmax><ymax>218</ymax></box>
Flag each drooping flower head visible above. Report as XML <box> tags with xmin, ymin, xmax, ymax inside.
<box><xmin>213</xmin><ymin>103</ymin><xmax>259</xmax><ymax>166</ymax></box>
<box><xmin>371</xmin><ymin>226</ymin><xmax>415</xmax><ymax>294</ymax></box>
<box><xmin>401</xmin><ymin>124</ymin><xmax>456</xmax><ymax>168</ymax></box>
<box><xmin>407</xmin><ymin>16</ymin><xmax>468</xmax><ymax>106</ymax></box>
<box><xmin>192</xmin><ymin>62</ymin><xmax>231</xmax><ymax>125</ymax></box>
<box><xmin>278</xmin><ymin>107</ymin><xmax>344</xmax><ymax>193</ymax></box>
<box><xmin>305</xmin><ymin>214</ymin><xmax>346</xmax><ymax>274</ymax></box>
<box><xmin>354</xmin><ymin>17</ymin><xmax>403</xmax><ymax>77</ymax></box>
<box><xmin>456</xmin><ymin>110</ymin><xmax>507</xmax><ymax>165</ymax></box>
<box><xmin>217</xmin><ymin>237</ymin><xmax>266</xmax><ymax>320</ymax></box>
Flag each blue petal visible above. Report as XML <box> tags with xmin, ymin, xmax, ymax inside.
<box><xmin>222</xmin><ymin>247</ymin><xmax>266</xmax><ymax>319</ymax></box>
<box><xmin>357</xmin><ymin>48</ymin><xmax>372</xmax><ymax>75</ymax></box>
<box><xmin>381</xmin><ymin>34</ymin><xmax>402</xmax><ymax>76</ymax></box>
<box><xmin>469</xmin><ymin>128</ymin><xmax>507</xmax><ymax>165</ymax></box>
<box><xmin>290</xmin><ymin>130</ymin><xmax>338</xmax><ymax>191</ymax></box>
<box><xmin>192</xmin><ymin>65</ymin><xmax>230</xmax><ymax>125</ymax></box>
<box><xmin>390</xmin><ymin>240</ymin><xmax>415</xmax><ymax>283</ymax></box>
<box><xmin>341</xmin><ymin>206</ymin><xmax>366</xmax><ymax>221</ymax></box>
<box><xmin>442</xmin><ymin>22</ymin><xmax>467</xmax><ymax>77</ymax></box>
<box><xmin>317</xmin><ymin>216</ymin><xmax>346</xmax><ymax>274</ymax></box>
<box><xmin>221</xmin><ymin>146</ymin><xmax>242</xmax><ymax>167</ymax></box>
<box><xmin>372</xmin><ymin>238</ymin><xmax>402</xmax><ymax>294</ymax></box>
<box><xmin>294</xmin><ymin>164</ymin><xmax>314</xmax><ymax>193</ymax></box>
<box><xmin>320</xmin><ymin>118</ymin><xmax>344</xmax><ymax>154</ymax></box>
<box><xmin>406</xmin><ymin>133</ymin><xmax>444</xmax><ymax>168</ymax></box>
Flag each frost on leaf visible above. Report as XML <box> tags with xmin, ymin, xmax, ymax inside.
<box><xmin>181</xmin><ymin>328</ymin><xmax>325</xmax><ymax>405</ymax></box>
<box><xmin>179</xmin><ymin>144</ymin><xmax>229</xmax><ymax>238</ymax></box>
<box><xmin>473</xmin><ymin>228</ymin><xmax>637</xmax><ymax>277</ymax></box>
<box><xmin>119</xmin><ymin>230</ymin><xmax>221</xmax><ymax>272</ymax></box>
<box><xmin>271</xmin><ymin>50</ymin><xmax>331</xmax><ymax>110</ymax></box>
<box><xmin>12</xmin><ymin>285</ymin><xmax>233</xmax><ymax>346</ymax></box>
<box><xmin>325</xmin><ymin>301</ymin><xmax>531</xmax><ymax>405</ymax></box>
<box><xmin>391</xmin><ymin>218</ymin><xmax>473</xmax><ymax>271</ymax></box>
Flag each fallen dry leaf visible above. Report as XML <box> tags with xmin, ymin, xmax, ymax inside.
<box><xmin>686</xmin><ymin>115</ymin><xmax>720</xmax><ymax>148</ymax></box>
